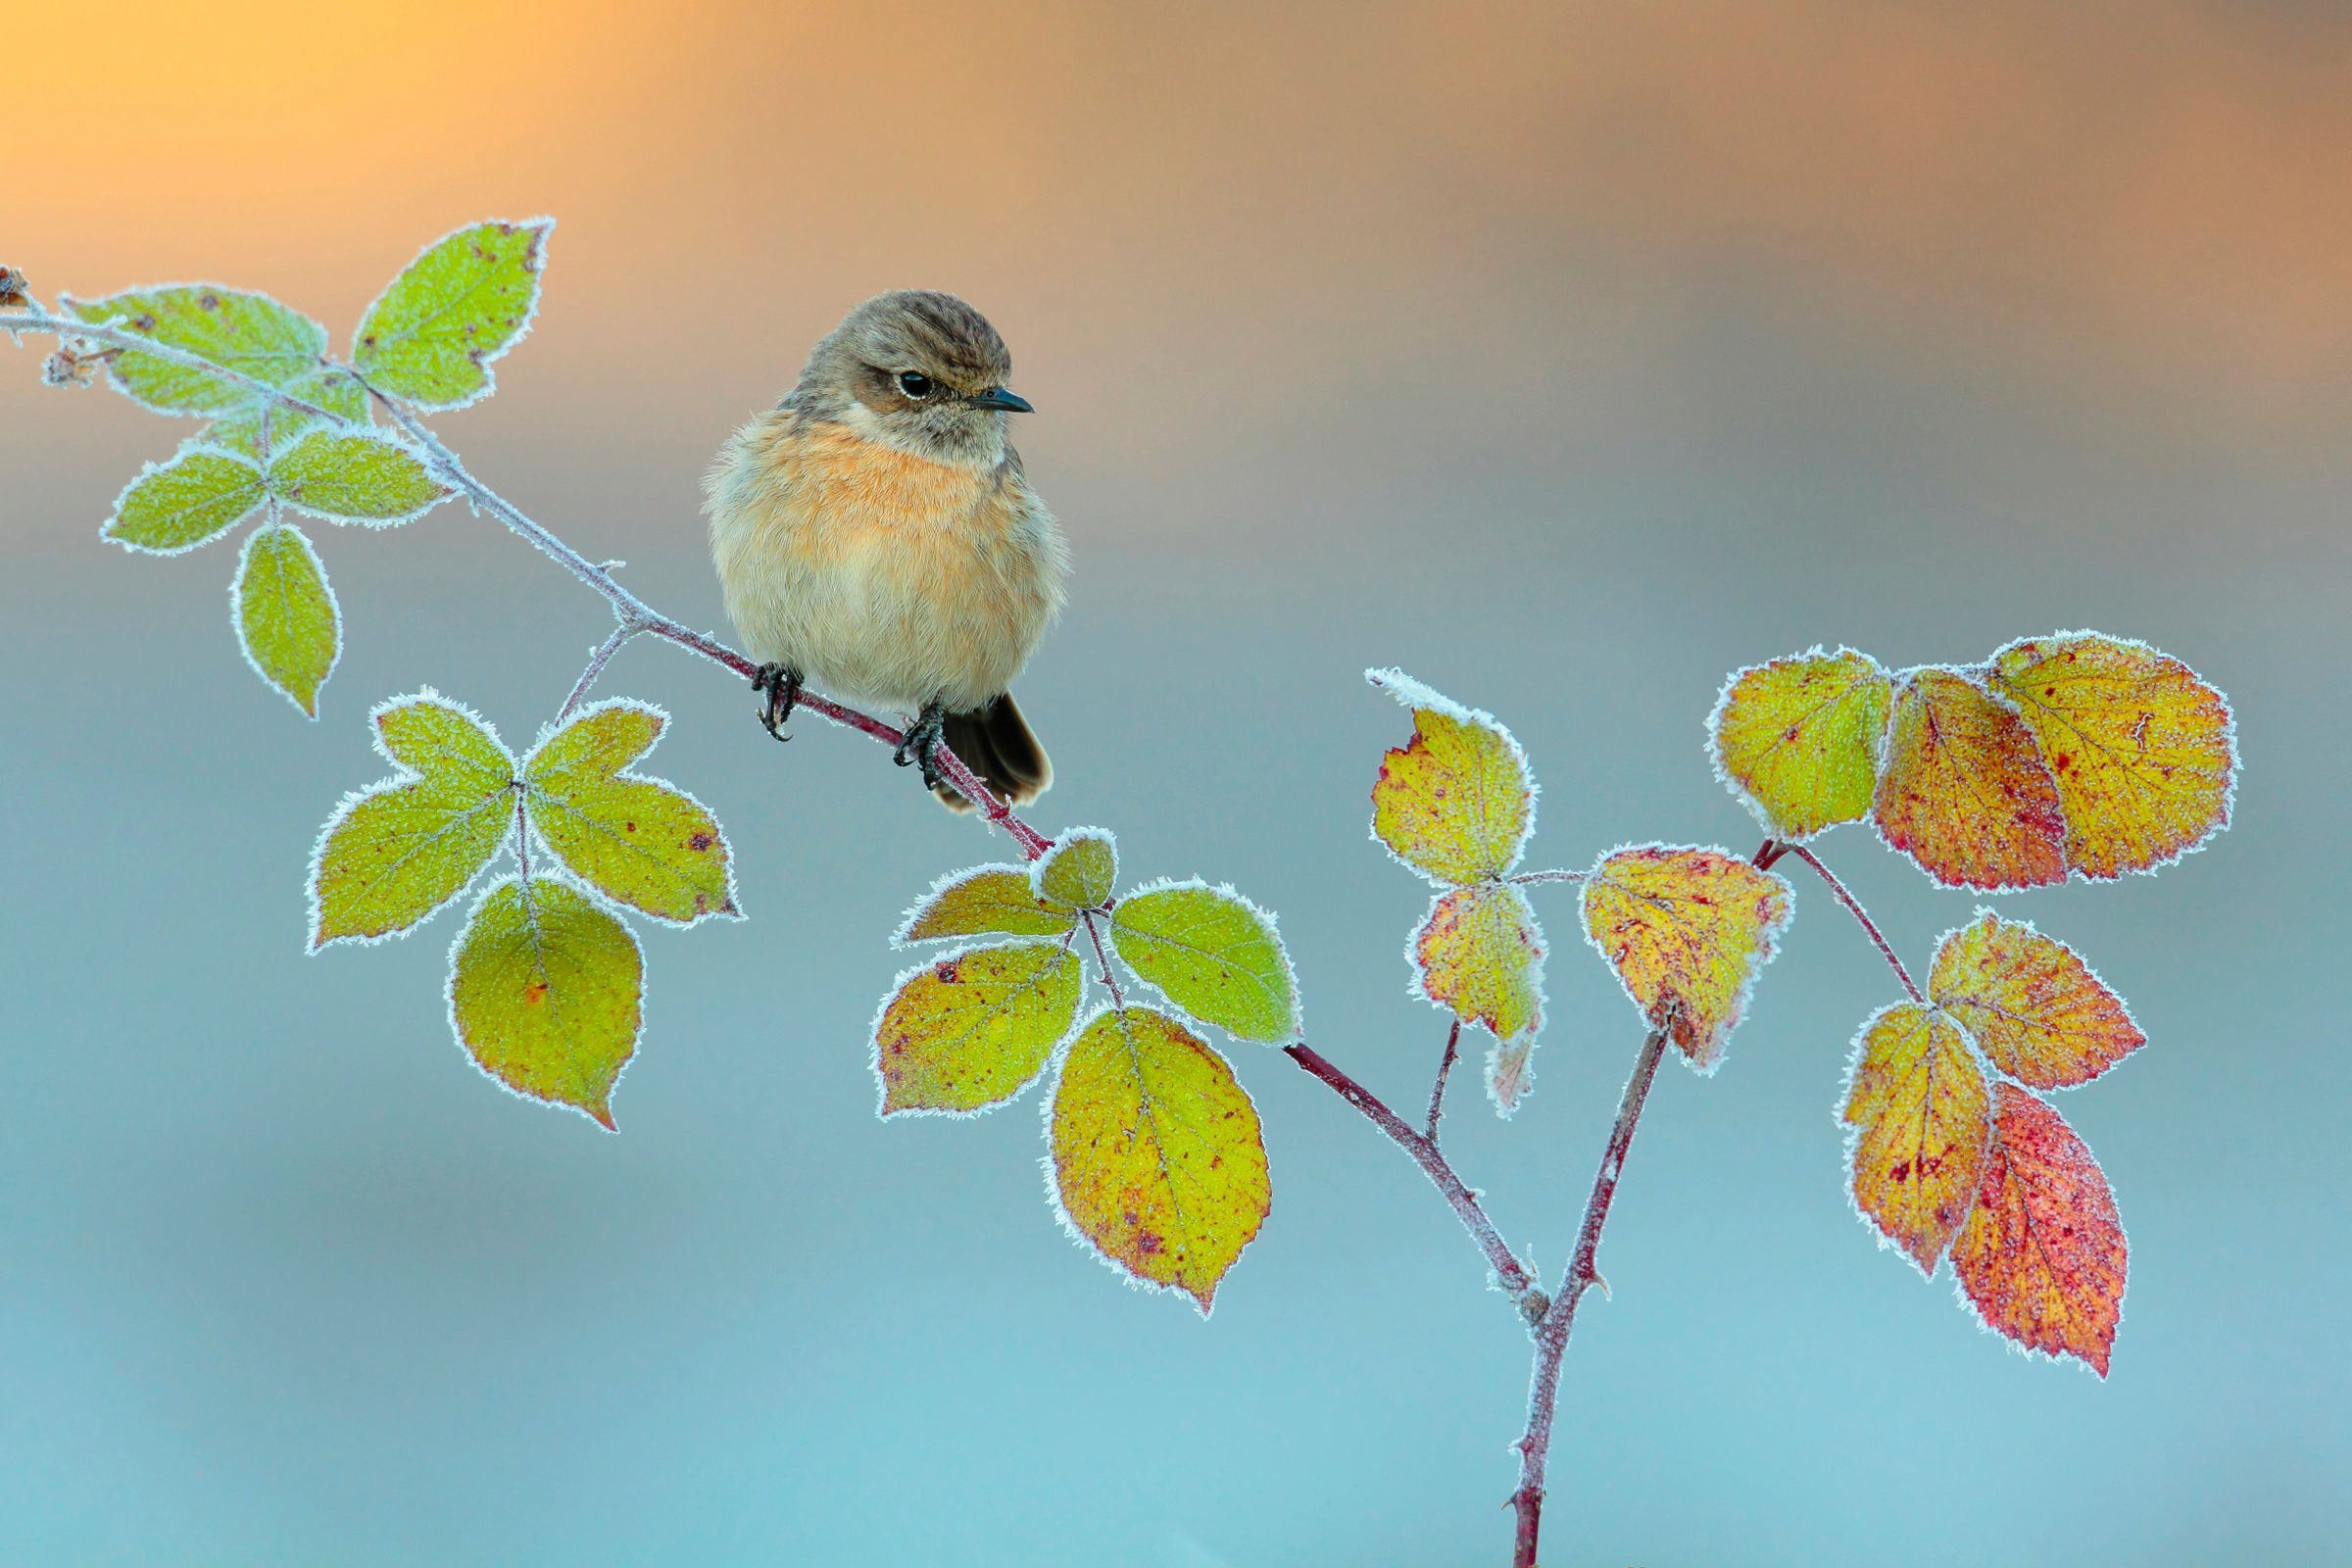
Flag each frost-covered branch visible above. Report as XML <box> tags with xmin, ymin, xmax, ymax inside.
<box><xmin>1425</xmin><ymin>1020</ymin><xmax>1462</xmax><ymax>1143</ymax></box>
<box><xmin>1782</xmin><ymin>842</ymin><xmax>1923</xmax><ymax>1004</ymax></box>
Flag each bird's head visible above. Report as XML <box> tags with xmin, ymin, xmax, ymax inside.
<box><xmin>795</xmin><ymin>289</ymin><xmax>1031</xmax><ymax>466</ymax></box>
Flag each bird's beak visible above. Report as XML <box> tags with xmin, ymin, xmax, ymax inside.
<box><xmin>970</xmin><ymin>386</ymin><xmax>1034</xmax><ymax>414</ymax></box>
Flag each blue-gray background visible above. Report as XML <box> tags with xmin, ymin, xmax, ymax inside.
<box><xmin>5</xmin><ymin>4</ymin><xmax>2345</xmax><ymax>1563</ymax></box>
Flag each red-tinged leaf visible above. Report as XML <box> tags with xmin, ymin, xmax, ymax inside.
<box><xmin>1578</xmin><ymin>845</ymin><xmax>1793</xmax><ymax>1072</ymax></box>
<box><xmin>1842</xmin><ymin>1004</ymin><xmax>1992</xmax><ymax>1273</ymax></box>
<box><xmin>1929</xmin><ymin>912</ymin><xmax>2144</xmax><ymax>1089</ymax></box>
<box><xmin>1950</xmin><ymin>1084</ymin><xmax>2128</xmax><ymax>1376</ymax></box>
<box><xmin>1872</xmin><ymin>666</ymin><xmax>2067</xmax><ymax>891</ymax></box>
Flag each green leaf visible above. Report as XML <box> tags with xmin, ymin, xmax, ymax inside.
<box><xmin>233</xmin><ymin>521</ymin><xmax>339</xmax><ymax>717</ymax></box>
<box><xmin>1708</xmin><ymin>646</ymin><xmax>1893</xmax><ymax>840</ymax></box>
<box><xmin>103</xmin><ymin>447</ymin><xmax>265</xmax><ymax>555</ymax></box>
<box><xmin>1366</xmin><ymin>668</ymin><xmax>1537</xmax><ymax>885</ymax></box>
<box><xmin>872</xmin><ymin>941</ymin><xmax>1083</xmax><ymax>1115</ymax></box>
<box><xmin>448</xmin><ymin>874</ymin><xmax>641</xmax><ymax>1130</ymax></box>
<box><xmin>1048</xmin><ymin>1004</ymin><xmax>1270</xmax><ymax>1313</ymax></box>
<box><xmin>353</xmin><ymin>219</ymin><xmax>552</xmax><ymax>409</ymax></box>
<box><xmin>64</xmin><ymin>285</ymin><xmax>326</xmax><ymax>416</ymax></box>
<box><xmin>520</xmin><ymin>699</ymin><xmax>738</xmax><ymax>926</ymax></box>
<box><xmin>310</xmin><ymin>692</ymin><xmax>515</xmax><ymax>947</ymax></box>
<box><xmin>269</xmin><ymin>428</ymin><xmax>449</xmax><ymax>525</ymax></box>
<box><xmin>1035</xmin><ymin>827</ymin><xmax>1117</xmax><ymax>911</ymax></box>
<box><xmin>895</xmin><ymin>864</ymin><xmax>1077</xmax><ymax>945</ymax></box>
<box><xmin>205</xmin><ymin>367</ymin><xmax>369</xmax><ymax>460</ymax></box>
<box><xmin>1108</xmin><ymin>880</ymin><xmax>1299</xmax><ymax>1043</ymax></box>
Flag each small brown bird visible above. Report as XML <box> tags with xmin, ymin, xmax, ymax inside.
<box><xmin>705</xmin><ymin>291</ymin><xmax>1067</xmax><ymax>809</ymax></box>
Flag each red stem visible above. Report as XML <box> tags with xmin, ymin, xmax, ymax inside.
<box><xmin>1782</xmin><ymin>843</ymin><xmax>1923</xmax><ymax>1004</ymax></box>
<box><xmin>1425</xmin><ymin>1019</ymin><xmax>1462</xmax><ymax>1143</ymax></box>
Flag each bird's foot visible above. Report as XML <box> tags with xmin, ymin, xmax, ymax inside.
<box><xmin>753</xmin><ymin>663</ymin><xmax>803</xmax><ymax>741</ymax></box>
<box><xmin>894</xmin><ymin>702</ymin><xmax>949</xmax><ymax>790</ymax></box>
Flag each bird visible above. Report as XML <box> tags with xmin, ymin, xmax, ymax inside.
<box><xmin>704</xmin><ymin>290</ymin><xmax>1067</xmax><ymax>811</ymax></box>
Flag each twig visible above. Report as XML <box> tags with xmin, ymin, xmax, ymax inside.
<box><xmin>1782</xmin><ymin>843</ymin><xmax>1923</xmax><ymax>1004</ymax></box>
<box><xmin>558</xmin><ymin>621</ymin><xmax>640</xmax><ymax>722</ymax></box>
<box><xmin>1509</xmin><ymin>868</ymin><xmax>1586</xmax><ymax>887</ymax></box>
<box><xmin>1425</xmin><ymin>1020</ymin><xmax>1461</xmax><ymax>1143</ymax></box>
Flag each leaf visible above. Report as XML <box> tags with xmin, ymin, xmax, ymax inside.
<box><xmin>1709</xmin><ymin>647</ymin><xmax>1893</xmax><ymax>840</ymax></box>
<box><xmin>447</xmin><ymin>874</ymin><xmax>642</xmax><ymax>1130</ymax></box>
<box><xmin>64</xmin><ymin>285</ymin><xmax>325</xmax><ymax>416</ymax></box>
<box><xmin>1366</xmin><ymin>667</ymin><xmax>1536</xmax><ymax>884</ymax></box>
<box><xmin>520</xmin><ymin>700</ymin><xmax>737</xmax><ymax>926</ymax></box>
<box><xmin>1412</xmin><ymin>883</ymin><xmax>1545</xmax><ymax>1042</ymax></box>
<box><xmin>310</xmin><ymin>692</ymin><xmax>515</xmax><ymax>947</ymax></box>
<box><xmin>1109</xmin><ymin>880</ymin><xmax>1299</xmax><ymax>1043</ymax></box>
<box><xmin>1950</xmin><ymin>1083</ymin><xmax>2128</xmax><ymax>1376</ymax></box>
<box><xmin>206</xmin><ymin>367</ymin><xmax>368</xmax><ymax>460</ymax></box>
<box><xmin>233</xmin><ymin>521</ymin><xmax>340</xmax><ymax>717</ymax></box>
<box><xmin>872</xmin><ymin>942</ymin><xmax>1083</xmax><ymax>1115</ymax></box>
<box><xmin>1047</xmin><ymin>1004</ymin><xmax>1270</xmax><ymax>1312</ymax></box>
<box><xmin>1841</xmin><ymin>1003</ymin><xmax>1993</xmax><ymax>1273</ymax></box>
<box><xmin>896</xmin><ymin>864</ymin><xmax>1076</xmax><ymax>945</ymax></box>
<box><xmin>1929</xmin><ymin>912</ymin><xmax>2144</xmax><ymax>1089</ymax></box>
<box><xmin>269</xmin><ymin>428</ymin><xmax>448</xmax><ymax>526</ymax></box>
<box><xmin>1987</xmin><ymin>632</ymin><xmax>2236</xmax><ymax>880</ymax></box>
<box><xmin>1579</xmin><ymin>845</ymin><xmax>1793</xmax><ymax>1071</ymax></box>
<box><xmin>353</xmin><ymin>219</ymin><xmax>553</xmax><ymax>410</ymax></box>
<box><xmin>1034</xmin><ymin>827</ymin><xmax>1116</xmax><ymax>911</ymax></box>
<box><xmin>1872</xmin><ymin>667</ymin><xmax>2067</xmax><ymax>891</ymax></box>
<box><xmin>103</xmin><ymin>447</ymin><xmax>265</xmax><ymax>554</ymax></box>
<box><xmin>1486</xmin><ymin>1036</ymin><xmax>1538</xmax><ymax>1117</ymax></box>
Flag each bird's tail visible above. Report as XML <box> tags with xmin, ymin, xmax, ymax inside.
<box><xmin>933</xmin><ymin>694</ymin><xmax>1053</xmax><ymax>812</ymax></box>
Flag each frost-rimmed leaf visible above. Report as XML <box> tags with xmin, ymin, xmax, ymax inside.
<box><xmin>233</xmin><ymin>521</ymin><xmax>340</xmax><ymax>717</ymax></box>
<box><xmin>1929</xmin><ymin>911</ymin><xmax>2144</xmax><ymax>1089</ymax></box>
<box><xmin>269</xmin><ymin>428</ymin><xmax>449</xmax><ymax>526</ymax></box>
<box><xmin>872</xmin><ymin>941</ymin><xmax>1083</xmax><ymax>1116</ymax></box>
<box><xmin>1487</xmin><ymin>1036</ymin><xmax>1539</xmax><ymax>1117</ymax></box>
<box><xmin>103</xmin><ymin>446</ymin><xmax>264</xmax><ymax>554</ymax></box>
<box><xmin>1872</xmin><ymin>666</ymin><xmax>2067</xmax><ymax>891</ymax></box>
<box><xmin>206</xmin><ymin>367</ymin><xmax>368</xmax><ymax>460</ymax></box>
<box><xmin>1412</xmin><ymin>882</ymin><xmax>1545</xmax><ymax>1043</ymax></box>
<box><xmin>520</xmin><ymin>699</ymin><xmax>738</xmax><ymax>927</ymax></box>
<box><xmin>895</xmin><ymin>864</ymin><xmax>1075</xmax><ymax>946</ymax></box>
<box><xmin>1949</xmin><ymin>1083</ymin><xmax>2128</xmax><ymax>1377</ymax></box>
<box><xmin>1046</xmin><ymin>1004</ymin><xmax>1270</xmax><ymax>1313</ymax></box>
<box><xmin>447</xmin><ymin>872</ymin><xmax>641</xmax><ymax>1131</ymax></box>
<box><xmin>1986</xmin><ymin>631</ymin><xmax>2236</xmax><ymax>881</ymax></box>
<box><xmin>310</xmin><ymin>690</ymin><xmax>515</xmax><ymax>948</ymax></box>
<box><xmin>353</xmin><ymin>218</ymin><xmax>553</xmax><ymax>410</ymax></box>
<box><xmin>1108</xmin><ymin>879</ymin><xmax>1300</xmax><ymax>1044</ymax></box>
<box><xmin>1365</xmin><ymin>667</ymin><xmax>1536</xmax><ymax>884</ymax></box>
<box><xmin>1034</xmin><ymin>827</ymin><xmax>1116</xmax><ymax>910</ymax></box>
<box><xmin>1708</xmin><ymin>646</ymin><xmax>1893</xmax><ymax>840</ymax></box>
<box><xmin>63</xmin><ymin>284</ymin><xmax>325</xmax><ymax>416</ymax></box>
<box><xmin>1841</xmin><ymin>1003</ymin><xmax>1993</xmax><ymax>1274</ymax></box>
<box><xmin>1579</xmin><ymin>844</ymin><xmax>1793</xmax><ymax>1072</ymax></box>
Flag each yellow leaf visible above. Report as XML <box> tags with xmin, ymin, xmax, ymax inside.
<box><xmin>1034</xmin><ymin>828</ymin><xmax>1116</xmax><ymax>910</ymax></box>
<box><xmin>1366</xmin><ymin>668</ymin><xmax>1535</xmax><ymax>884</ymax></box>
<box><xmin>1580</xmin><ymin>845</ymin><xmax>1793</xmax><ymax>1071</ymax></box>
<box><xmin>1048</xmin><ymin>1004</ymin><xmax>1270</xmax><ymax>1313</ymax></box>
<box><xmin>1709</xmin><ymin>647</ymin><xmax>1892</xmax><ymax>840</ymax></box>
<box><xmin>1872</xmin><ymin>667</ymin><xmax>2067</xmax><ymax>891</ymax></box>
<box><xmin>1929</xmin><ymin>912</ymin><xmax>2144</xmax><ymax>1089</ymax></box>
<box><xmin>447</xmin><ymin>874</ymin><xmax>642</xmax><ymax>1129</ymax></box>
<box><xmin>1412</xmin><ymin>883</ymin><xmax>1544</xmax><ymax>1041</ymax></box>
<box><xmin>872</xmin><ymin>942</ymin><xmax>1082</xmax><ymax>1115</ymax></box>
<box><xmin>1842</xmin><ymin>1003</ymin><xmax>1992</xmax><ymax>1273</ymax></box>
<box><xmin>896</xmin><ymin>865</ymin><xmax>1075</xmax><ymax>945</ymax></box>
<box><xmin>521</xmin><ymin>699</ymin><xmax>737</xmax><ymax>926</ymax></box>
<box><xmin>1987</xmin><ymin>632</ymin><xmax>2235</xmax><ymax>880</ymax></box>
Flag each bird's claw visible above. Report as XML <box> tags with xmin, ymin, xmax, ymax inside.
<box><xmin>753</xmin><ymin>663</ymin><xmax>803</xmax><ymax>741</ymax></box>
<box><xmin>895</xmin><ymin>704</ymin><xmax>949</xmax><ymax>790</ymax></box>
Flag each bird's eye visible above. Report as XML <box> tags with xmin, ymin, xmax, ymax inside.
<box><xmin>897</xmin><ymin>370</ymin><xmax>932</xmax><ymax>400</ymax></box>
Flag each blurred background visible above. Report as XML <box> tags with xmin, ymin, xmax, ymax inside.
<box><xmin>4</xmin><ymin>3</ymin><xmax>2346</xmax><ymax>1563</ymax></box>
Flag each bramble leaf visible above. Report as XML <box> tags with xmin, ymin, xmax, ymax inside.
<box><xmin>1580</xmin><ymin>845</ymin><xmax>1793</xmax><ymax>1071</ymax></box>
<box><xmin>310</xmin><ymin>693</ymin><xmax>515</xmax><ymax>947</ymax></box>
<box><xmin>1951</xmin><ymin>1083</ymin><xmax>2127</xmax><ymax>1376</ymax></box>
<box><xmin>1366</xmin><ymin>668</ymin><xmax>1535</xmax><ymax>884</ymax></box>
<box><xmin>1034</xmin><ymin>828</ymin><xmax>1116</xmax><ymax>911</ymax></box>
<box><xmin>1929</xmin><ymin>912</ymin><xmax>2143</xmax><ymax>1089</ymax></box>
<box><xmin>206</xmin><ymin>367</ymin><xmax>368</xmax><ymax>460</ymax></box>
<box><xmin>103</xmin><ymin>447</ymin><xmax>265</xmax><ymax>554</ymax></box>
<box><xmin>1412</xmin><ymin>883</ymin><xmax>1545</xmax><ymax>1043</ymax></box>
<box><xmin>233</xmin><ymin>521</ymin><xmax>339</xmax><ymax>717</ymax></box>
<box><xmin>1872</xmin><ymin>667</ymin><xmax>2066</xmax><ymax>891</ymax></box>
<box><xmin>895</xmin><ymin>864</ymin><xmax>1075</xmax><ymax>945</ymax></box>
<box><xmin>1048</xmin><ymin>1004</ymin><xmax>1269</xmax><ymax>1312</ymax></box>
<box><xmin>1842</xmin><ymin>1003</ymin><xmax>1992</xmax><ymax>1273</ymax></box>
<box><xmin>872</xmin><ymin>941</ymin><xmax>1082</xmax><ymax>1116</ymax></box>
<box><xmin>1709</xmin><ymin>647</ymin><xmax>1892</xmax><ymax>840</ymax></box>
<box><xmin>1487</xmin><ymin>1036</ymin><xmax>1539</xmax><ymax>1116</ymax></box>
<box><xmin>64</xmin><ymin>285</ymin><xmax>325</xmax><ymax>416</ymax></box>
<box><xmin>353</xmin><ymin>219</ymin><xmax>552</xmax><ymax>410</ymax></box>
<box><xmin>269</xmin><ymin>428</ymin><xmax>448</xmax><ymax>525</ymax></box>
<box><xmin>1109</xmin><ymin>880</ymin><xmax>1299</xmax><ymax>1043</ymax></box>
<box><xmin>520</xmin><ymin>700</ymin><xmax>737</xmax><ymax>926</ymax></box>
<box><xmin>448</xmin><ymin>873</ymin><xmax>641</xmax><ymax>1130</ymax></box>
<box><xmin>1987</xmin><ymin>632</ymin><xmax>2235</xmax><ymax>880</ymax></box>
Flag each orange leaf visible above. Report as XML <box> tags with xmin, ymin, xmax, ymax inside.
<box><xmin>1841</xmin><ymin>1004</ymin><xmax>1991</xmax><ymax>1273</ymax></box>
<box><xmin>1579</xmin><ymin>846</ymin><xmax>1793</xmax><ymax>1071</ymax></box>
<box><xmin>1951</xmin><ymin>1084</ymin><xmax>2128</xmax><ymax>1377</ymax></box>
<box><xmin>1930</xmin><ymin>912</ymin><xmax>2144</xmax><ymax>1089</ymax></box>
<box><xmin>1872</xmin><ymin>667</ymin><xmax>2067</xmax><ymax>891</ymax></box>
